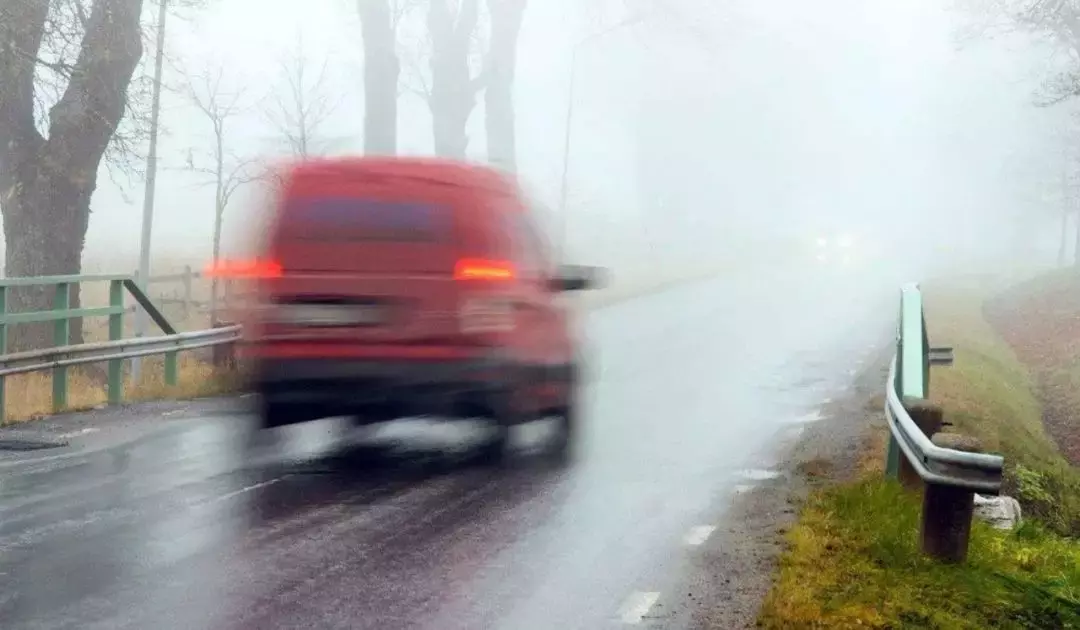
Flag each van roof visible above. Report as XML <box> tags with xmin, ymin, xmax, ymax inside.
<box><xmin>279</xmin><ymin>156</ymin><xmax>517</xmax><ymax>197</ymax></box>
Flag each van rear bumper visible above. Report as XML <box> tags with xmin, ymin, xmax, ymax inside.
<box><xmin>252</xmin><ymin>356</ymin><xmax>517</xmax><ymax>425</ymax></box>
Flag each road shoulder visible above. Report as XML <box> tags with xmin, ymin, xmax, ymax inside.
<box><xmin>663</xmin><ymin>346</ymin><xmax>892</xmax><ymax>630</ymax></box>
<box><xmin>0</xmin><ymin>396</ymin><xmax>251</xmax><ymax>464</ymax></box>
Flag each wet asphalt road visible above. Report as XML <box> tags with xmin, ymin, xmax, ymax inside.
<box><xmin>0</xmin><ymin>266</ymin><xmax>894</xmax><ymax>630</ymax></box>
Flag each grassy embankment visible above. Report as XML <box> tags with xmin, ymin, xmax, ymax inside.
<box><xmin>757</xmin><ymin>273</ymin><xmax>1080</xmax><ymax>629</ymax></box>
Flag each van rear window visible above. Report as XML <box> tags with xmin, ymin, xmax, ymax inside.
<box><xmin>281</xmin><ymin>198</ymin><xmax>451</xmax><ymax>242</ymax></box>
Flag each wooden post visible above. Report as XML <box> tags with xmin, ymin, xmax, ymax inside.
<box><xmin>921</xmin><ymin>433</ymin><xmax>983</xmax><ymax>563</ymax></box>
<box><xmin>211</xmin><ymin>321</ymin><xmax>236</xmax><ymax>371</ymax></box>
<box><xmin>182</xmin><ymin>265</ymin><xmax>192</xmax><ymax>319</ymax></box>
<box><xmin>899</xmin><ymin>397</ymin><xmax>944</xmax><ymax>492</ymax></box>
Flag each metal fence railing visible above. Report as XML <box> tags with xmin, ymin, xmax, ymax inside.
<box><xmin>884</xmin><ymin>282</ymin><xmax>1005</xmax><ymax>563</ymax></box>
<box><xmin>0</xmin><ymin>274</ymin><xmax>238</xmax><ymax>421</ymax></box>
<box><xmin>136</xmin><ymin>266</ymin><xmax>238</xmax><ymax>319</ymax></box>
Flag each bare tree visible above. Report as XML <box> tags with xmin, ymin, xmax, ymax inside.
<box><xmin>182</xmin><ymin>64</ymin><xmax>260</xmax><ymax>321</ymax></box>
<box><xmin>264</xmin><ymin>35</ymin><xmax>343</xmax><ymax>158</ymax></box>
<box><xmin>484</xmin><ymin>0</ymin><xmax>527</xmax><ymax>172</ymax></box>
<box><xmin>956</xmin><ymin>0</ymin><xmax>1080</xmax><ymax>104</ymax></box>
<box><xmin>427</xmin><ymin>0</ymin><xmax>485</xmax><ymax>158</ymax></box>
<box><xmin>0</xmin><ymin>0</ymin><xmax>145</xmax><ymax>350</ymax></box>
<box><xmin>357</xmin><ymin>0</ymin><xmax>415</xmax><ymax>155</ymax></box>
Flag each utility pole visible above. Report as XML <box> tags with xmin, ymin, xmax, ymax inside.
<box><xmin>134</xmin><ymin>0</ymin><xmax>169</xmax><ymax>381</ymax></box>
<box><xmin>1059</xmin><ymin>158</ymin><xmax>1068</xmax><ymax>268</ymax></box>
<box><xmin>556</xmin><ymin>16</ymin><xmax>644</xmax><ymax>262</ymax></box>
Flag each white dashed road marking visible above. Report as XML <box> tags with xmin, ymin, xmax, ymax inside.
<box><xmin>618</xmin><ymin>591</ymin><xmax>660</xmax><ymax>624</ymax></box>
<box><xmin>207</xmin><ymin>478</ymin><xmax>282</xmax><ymax>505</ymax></box>
<box><xmin>684</xmin><ymin>525</ymin><xmax>717</xmax><ymax>546</ymax></box>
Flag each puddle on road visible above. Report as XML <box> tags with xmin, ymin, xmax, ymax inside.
<box><xmin>0</xmin><ymin>436</ymin><xmax>69</xmax><ymax>451</ymax></box>
<box><xmin>736</xmin><ymin>468</ymin><xmax>782</xmax><ymax>482</ymax></box>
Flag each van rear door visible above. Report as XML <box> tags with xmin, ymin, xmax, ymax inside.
<box><xmin>260</xmin><ymin>173</ymin><xmax>506</xmax><ymax>348</ymax></box>
<box><xmin>274</xmin><ymin>196</ymin><xmax>457</xmax><ymax>275</ymax></box>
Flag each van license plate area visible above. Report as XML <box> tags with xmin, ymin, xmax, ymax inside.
<box><xmin>278</xmin><ymin>303</ymin><xmax>386</xmax><ymax>327</ymax></box>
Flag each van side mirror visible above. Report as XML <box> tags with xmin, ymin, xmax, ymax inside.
<box><xmin>549</xmin><ymin>265</ymin><xmax>607</xmax><ymax>292</ymax></box>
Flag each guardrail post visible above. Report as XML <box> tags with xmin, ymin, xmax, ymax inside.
<box><xmin>899</xmin><ymin>398</ymin><xmax>944</xmax><ymax>492</ymax></box>
<box><xmin>164</xmin><ymin>349</ymin><xmax>178</xmax><ymax>387</ymax></box>
<box><xmin>108</xmin><ymin>279</ymin><xmax>124</xmax><ymax>404</ymax></box>
<box><xmin>0</xmin><ymin>285</ymin><xmax>7</xmax><ymax>422</ymax></box>
<box><xmin>52</xmin><ymin>282</ymin><xmax>70</xmax><ymax>412</ymax></box>
<box><xmin>921</xmin><ymin>432</ymin><xmax>983</xmax><ymax>563</ymax></box>
<box><xmin>885</xmin><ymin>438</ymin><xmax>901</xmax><ymax>479</ymax></box>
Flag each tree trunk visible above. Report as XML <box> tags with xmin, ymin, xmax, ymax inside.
<box><xmin>358</xmin><ymin>0</ymin><xmax>400</xmax><ymax>155</ymax></box>
<box><xmin>484</xmin><ymin>0</ymin><xmax>527</xmax><ymax>172</ymax></box>
<box><xmin>210</xmin><ymin>170</ymin><xmax>224</xmax><ymax>325</ymax></box>
<box><xmin>428</xmin><ymin>0</ymin><xmax>482</xmax><ymax>158</ymax></box>
<box><xmin>0</xmin><ymin>0</ymin><xmax>145</xmax><ymax>351</ymax></box>
<box><xmin>1059</xmin><ymin>209</ymin><xmax>1068</xmax><ymax>267</ymax></box>
<box><xmin>1074</xmin><ymin>208</ymin><xmax>1080</xmax><ymax>269</ymax></box>
<box><xmin>2</xmin><ymin>178</ymin><xmax>90</xmax><ymax>352</ymax></box>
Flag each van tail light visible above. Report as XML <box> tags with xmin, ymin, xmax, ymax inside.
<box><xmin>459</xmin><ymin>296</ymin><xmax>515</xmax><ymax>334</ymax></box>
<box><xmin>454</xmin><ymin>258</ymin><xmax>514</xmax><ymax>281</ymax></box>
<box><xmin>205</xmin><ymin>259</ymin><xmax>283</xmax><ymax>279</ymax></box>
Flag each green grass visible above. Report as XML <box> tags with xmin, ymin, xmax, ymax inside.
<box><xmin>757</xmin><ymin>276</ymin><xmax>1080</xmax><ymax>629</ymax></box>
<box><xmin>759</xmin><ymin>480</ymin><xmax>1080</xmax><ymax>629</ymax></box>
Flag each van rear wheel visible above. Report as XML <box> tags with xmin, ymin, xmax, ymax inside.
<box><xmin>547</xmin><ymin>403</ymin><xmax>577</xmax><ymax>463</ymax></box>
<box><xmin>477</xmin><ymin>420</ymin><xmax>511</xmax><ymax>464</ymax></box>
<box><xmin>476</xmin><ymin>388</ymin><xmax>517</xmax><ymax>465</ymax></box>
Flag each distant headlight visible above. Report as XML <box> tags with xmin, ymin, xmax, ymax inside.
<box><xmin>816</xmin><ymin>237</ymin><xmax>828</xmax><ymax>248</ymax></box>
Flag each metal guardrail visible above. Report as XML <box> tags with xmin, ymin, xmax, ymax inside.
<box><xmin>884</xmin><ymin>282</ymin><xmax>1006</xmax><ymax>563</ymax></box>
<box><xmin>885</xmin><ymin>357</ymin><xmax>1004</xmax><ymax>493</ymax></box>
<box><xmin>0</xmin><ymin>273</ymin><xmax>239</xmax><ymax>421</ymax></box>
<box><xmin>0</xmin><ymin>326</ymin><xmax>240</xmax><ymax>377</ymax></box>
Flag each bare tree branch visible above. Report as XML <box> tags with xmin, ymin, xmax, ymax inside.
<box><xmin>262</xmin><ymin>34</ymin><xmax>345</xmax><ymax>157</ymax></box>
<box><xmin>959</xmin><ymin>0</ymin><xmax>1080</xmax><ymax>104</ymax></box>
<box><xmin>179</xmin><ymin>60</ymin><xmax>261</xmax><ymax>287</ymax></box>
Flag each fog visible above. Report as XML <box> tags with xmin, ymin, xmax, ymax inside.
<box><xmin>59</xmin><ymin>0</ymin><xmax>1080</xmax><ymax>284</ymax></box>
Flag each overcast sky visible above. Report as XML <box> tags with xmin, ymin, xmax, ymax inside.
<box><xmin>71</xmin><ymin>0</ymin><xmax>1075</xmax><ymax>274</ymax></box>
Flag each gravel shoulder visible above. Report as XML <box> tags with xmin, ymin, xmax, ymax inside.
<box><xmin>663</xmin><ymin>344</ymin><xmax>892</xmax><ymax>630</ymax></box>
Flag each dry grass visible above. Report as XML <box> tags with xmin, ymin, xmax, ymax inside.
<box><xmin>1</xmin><ymin>354</ymin><xmax>240</xmax><ymax>425</ymax></box>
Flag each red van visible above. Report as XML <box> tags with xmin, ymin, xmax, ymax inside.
<box><xmin>227</xmin><ymin>157</ymin><xmax>601</xmax><ymax>461</ymax></box>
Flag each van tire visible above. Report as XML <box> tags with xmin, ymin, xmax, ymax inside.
<box><xmin>547</xmin><ymin>403</ymin><xmax>577</xmax><ymax>463</ymax></box>
<box><xmin>547</xmin><ymin>362</ymin><xmax>581</xmax><ymax>463</ymax></box>
<box><xmin>477</xmin><ymin>388</ymin><xmax>517</xmax><ymax>464</ymax></box>
<box><xmin>477</xmin><ymin>421</ymin><xmax>511</xmax><ymax>464</ymax></box>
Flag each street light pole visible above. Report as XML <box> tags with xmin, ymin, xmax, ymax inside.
<box><xmin>555</xmin><ymin>44</ymin><xmax>580</xmax><ymax>263</ymax></box>
<box><xmin>134</xmin><ymin>0</ymin><xmax>169</xmax><ymax>380</ymax></box>
<box><xmin>555</xmin><ymin>16</ymin><xmax>646</xmax><ymax>262</ymax></box>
